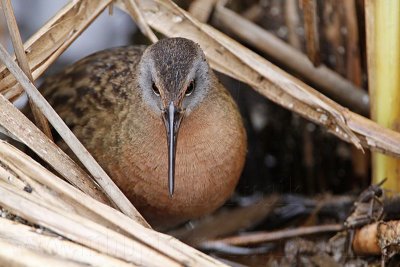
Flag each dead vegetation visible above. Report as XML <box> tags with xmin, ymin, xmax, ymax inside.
<box><xmin>0</xmin><ymin>0</ymin><xmax>399</xmax><ymax>266</ymax></box>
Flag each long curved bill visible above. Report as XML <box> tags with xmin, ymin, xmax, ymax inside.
<box><xmin>162</xmin><ymin>101</ymin><xmax>184</xmax><ymax>197</ymax></box>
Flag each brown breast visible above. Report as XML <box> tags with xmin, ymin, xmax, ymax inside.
<box><xmin>108</xmin><ymin>85</ymin><xmax>247</xmax><ymax>228</ymax></box>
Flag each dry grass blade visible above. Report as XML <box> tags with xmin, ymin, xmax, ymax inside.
<box><xmin>188</xmin><ymin>0</ymin><xmax>218</xmax><ymax>22</ymax></box>
<box><xmin>122</xmin><ymin>0</ymin><xmax>158</xmax><ymax>42</ymax></box>
<box><xmin>0</xmin><ymin>218</ymin><xmax>135</xmax><ymax>267</ymax></box>
<box><xmin>0</xmin><ymin>0</ymin><xmax>113</xmax><ymax>100</ymax></box>
<box><xmin>204</xmin><ymin>224</ymin><xmax>344</xmax><ymax>246</ymax></box>
<box><xmin>0</xmin><ymin>182</ymin><xmax>177</xmax><ymax>266</ymax></box>
<box><xmin>0</xmin><ymin>0</ymin><xmax>52</xmax><ymax>138</ymax></box>
<box><xmin>125</xmin><ymin>0</ymin><xmax>400</xmax><ymax>157</ymax></box>
<box><xmin>0</xmin><ymin>43</ymin><xmax>148</xmax><ymax>226</ymax></box>
<box><xmin>0</xmin><ymin>140</ymin><xmax>228</xmax><ymax>267</ymax></box>
<box><xmin>0</xmin><ymin>93</ymin><xmax>110</xmax><ymax>206</ymax></box>
<box><xmin>0</xmin><ymin>239</ymin><xmax>86</xmax><ymax>267</ymax></box>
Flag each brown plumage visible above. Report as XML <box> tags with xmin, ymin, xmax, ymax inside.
<box><xmin>41</xmin><ymin>38</ymin><xmax>247</xmax><ymax>228</ymax></box>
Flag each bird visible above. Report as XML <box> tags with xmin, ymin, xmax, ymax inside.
<box><xmin>41</xmin><ymin>37</ymin><xmax>247</xmax><ymax>228</ymax></box>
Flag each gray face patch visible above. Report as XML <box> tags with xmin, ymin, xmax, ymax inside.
<box><xmin>138</xmin><ymin>49</ymin><xmax>161</xmax><ymax>112</ymax></box>
<box><xmin>181</xmin><ymin>57</ymin><xmax>211</xmax><ymax>114</ymax></box>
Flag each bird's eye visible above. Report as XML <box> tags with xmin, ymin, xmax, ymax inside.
<box><xmin>185</xmin><ymin>81</ymin><xmax>195</xmax><ymax>96</ymax></box>
<box><xmin>152</xmin><ymin>82</ymin><xmax>160</xmax><ymax>96</ymax></box>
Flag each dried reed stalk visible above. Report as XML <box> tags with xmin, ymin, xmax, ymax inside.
<box><xmin>0</xmin><ymin>1</ymin><xmax>396</xmax><ymax>157</ymax></box>
<box><xmin>300</xmin><ymin>0</ymin><xmax>321</xmax><ymax>66</ymax></box>
<box><xmin>0</xmin><ymin>239</ymin><xmax>85</xmax><ymax>267</ymax></box>
<box><xmin>123</xmin><ymin>0</ymin><xmax>158</xmax><ymax>42</ymax></box>
<box><xmin>0</xmin><ymin>182</ymin><xmax>178</xmax><ymax>266</ymax></box>
<box><xmin>212</xmin><ymin>0</ymin><xmax>369</xmax><ymax>115</ymax></box>
<box><xmin>0</xmin><ymin>0</ymin><xmax>52</xmax><ymax>138</ymax></box>
<box><xmin>188</xmin><ymin>0</ymin><xmax>218</xmax><ymax>22</ymax></box>
<box><xmin>0</xmin><ymin>218</ymin><xmax>135</xmax><ymax>267</ymax></box>
<box><xmin>0</xmin><ymin>140</ymin><xmax>227</xmax><ymax>266</ymax></box>
<box><xmin>0</xmin><ymin>1</ymin><xmax>385</xmax><ymax>265</ymax></box>
<box><xmin>0</xmin><ymin>0</ymin><xmax>113</xmax><ymax>96</ymax></box>
<box><xmin>0</xmin><ymin>93</ymin><xmax>111</xmax><ymax>206</ymax></box>
<box><xmin>204</xmin><ymin>224</ymin><xmax>343</xmax><ymax>246</ymax></box>
<box><xmin>352</xmin><ymin>220</ymin><xmax>400</xmax><ymax>256</ymax></box>
<box><xmin>365</xmin><ymin>0</ymin><xmax>400</xmax><ymax>191</ymax></box>
<box><xmin>352</xmin><ymin>222</ymin><xmax>381</xmax><ymax>255</ymax></box>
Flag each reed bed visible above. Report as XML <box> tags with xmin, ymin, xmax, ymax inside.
<box><xmin>0</xmin><ymin>0</ymin><xmax>399</xmax><ymax>266</ymax></box>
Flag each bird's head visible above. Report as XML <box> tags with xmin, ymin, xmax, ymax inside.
<box><xmin>137</xmin><ymin>37</ymin><xmax>212</xmax><ymax>196</ymax></box>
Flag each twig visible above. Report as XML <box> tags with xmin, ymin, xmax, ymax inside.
<box><xmin>0</xmin><ymin>43</ymin><xmax>148</xmax><ymax>226</ymax></box>
<box><xmin>300</xmin><ymin>0</ymin><xmax>321</xmax><ymax>66</ymax></box>
<box><xmin>0</xmin><ymin>0</ymin><xmax>53</xmax><ymax>138</ymax></box>
<box><xmin>204</xmin><ymin>224</ymin><xmax>344</xmax><ymax>246</ymax></box>
<box><xmin>212</xmin><ymin>0</ymin><xmax>369</xmax><ymax>115</ymax></box>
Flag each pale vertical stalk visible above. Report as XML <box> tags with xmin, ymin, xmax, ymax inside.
<box><xmin>366</xmin><ymin>0</ymin><xmax>400</xmax><ymax>189</ymax></box>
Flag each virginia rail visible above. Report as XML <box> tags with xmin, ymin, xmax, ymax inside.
<box><xmin>42</xmin><ymin>37</ymin><xmax>247</xmax><ymax>228</ymax></box>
